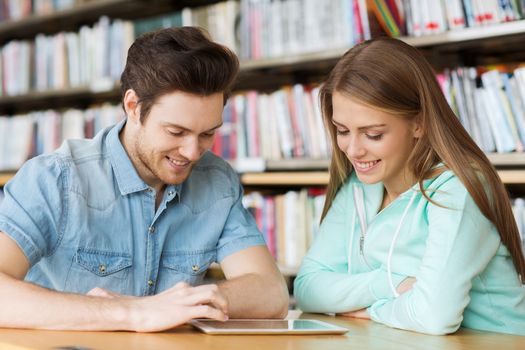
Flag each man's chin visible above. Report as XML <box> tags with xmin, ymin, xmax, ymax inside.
<box><xmin>161</xmin><ymin>169</ymin><xmax>192</xmax><ymax>185</ymax></box>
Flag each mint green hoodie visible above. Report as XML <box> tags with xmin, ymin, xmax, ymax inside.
<box><xmin>294</xmin><ymin>170</ymin><xmax>525</xmax><ymax>335</ymax></box>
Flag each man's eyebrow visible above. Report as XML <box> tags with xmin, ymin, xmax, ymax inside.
<box><xmin>162</xmin><ymin>122</ymin><xmax>223</xmax><ymax>132</ymax></box>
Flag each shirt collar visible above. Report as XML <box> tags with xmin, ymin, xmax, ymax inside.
<box><xmin>106</xmin><ymin>119</ymin><xmax>150</xmax><ymax>195</ymax></box>
<box><xmin>105</xmin><ymin>119</ymin><xmax>183</xmax><ymax>199</ymax></box>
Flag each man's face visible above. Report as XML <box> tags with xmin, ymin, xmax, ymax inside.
<box><xmin>129</xmin><ymin>91</ymin><xmax>224</xmax><ymax>189</ymax></box>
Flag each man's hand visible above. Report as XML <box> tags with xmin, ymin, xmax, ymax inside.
<box><xmin>89</xmin><ymin>282</ymin><xmax>230</xmax><ymax>332</ymax></box>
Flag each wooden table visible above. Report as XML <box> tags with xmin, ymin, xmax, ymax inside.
<box><xmin>0</xmin><ymin>313</ymin><xmax>523</xmax><ymax>350</ymax></box>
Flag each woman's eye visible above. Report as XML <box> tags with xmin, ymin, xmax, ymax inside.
<box><xmin>336</xmin><ymin>129</ymin><xmax>349</xmax><ymax>136</ymax></box>
<box><xmin>168</xmin><ymin>130</ymin><xmax>183</xmax><ymax>136</ymax></box>
<box><xmin>366</xmin><ymin>134</ymin><xmax>383</xmax><ymax>140</ymax></box>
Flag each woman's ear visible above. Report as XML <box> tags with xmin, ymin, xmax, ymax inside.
<box><xmin>123</xmin><ymin>89</ymin><xmax>141</xmax><ymax>124</ymax></box>
<box><xmin>413</xmin><ymin>121</ymin><xmax>423</xmax><ymax>139</ymax></box>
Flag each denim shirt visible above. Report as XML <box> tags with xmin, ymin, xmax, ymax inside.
<box><xmin>0</xmin><ymin>119</ymin><xmax>265</xmax><ymax>296</ymax></box>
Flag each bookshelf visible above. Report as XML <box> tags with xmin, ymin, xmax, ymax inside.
<box><xmin>1</xmin><ymin>0</ymin><xmax>525</xmax><ymax>281</ymax></box>
<box><xmin>3</xmin><ymin>18</ymin><xmax>525</xmax><ymax>112</ymax></box>
<box><xmin>0</xmin><ymin>0</ymin><xmax>222</xmax><ymax>43</ymax></box>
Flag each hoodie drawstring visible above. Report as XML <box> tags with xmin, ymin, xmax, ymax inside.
<box><xmin>387</xmin><ymin>191</ymin><xmax>417</xmax><ymax>297</ymax></box>
<box><xmin>352</xmin><ymin>185</ymin><xmax>418</xmax><ymax>297</ymax></box>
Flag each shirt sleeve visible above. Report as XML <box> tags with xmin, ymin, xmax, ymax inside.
<box><xmin>0</xmin><ymin>155</ymin><xmax>68</xmax><ymax>267</ymax></box>
<box><xmin>216</xmin><ymin>173</ymin><xmax>266</xmax><ymax>262</ymax></box>
<box><xmin>294</xmin><ymin>183</ymin><xmax>407</xmax><ymax>313</ymax></box>
<box><xmin>368</xmin><ymin>177</ymin><xmax>501</xmax><ymax>335</ymax></box>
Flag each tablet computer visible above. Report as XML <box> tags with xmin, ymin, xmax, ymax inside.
<box><xmin>189</xmin><ymin>319</ymin><xmax>349</xmax><ymax>335</ymax></box>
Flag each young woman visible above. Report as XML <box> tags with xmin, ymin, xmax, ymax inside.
<box><xmin>294</xmin><ymin>37</ymin><xmax>525</xmax><ymax>335</ymax></box>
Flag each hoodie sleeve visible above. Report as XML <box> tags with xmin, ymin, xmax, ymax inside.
<box><xmin>368</xmin><ymin>177</ymin><xmax>501</xmax><ymax>335</ymax></box>
<box><xmin>294</xmin><ymin>183</ymin><xmax>407</xmax><ymax>313</ymax></box>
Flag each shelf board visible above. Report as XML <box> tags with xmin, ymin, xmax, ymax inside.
<box><xmin>241</xmin><ymin>172</ymin><xmax>329</xmax><ymax>186</ymax></box>
<box><xmin>498</xmin><ymin>170</ymin><xmax>525</xmax><ymax>184</ymax></box>
<box><xmin>0</xmin><ymin>85</ymin><xmax>121</xmax><ymax>112</ymax></box>
<box><xmin>239</xmin><ymin>47</ymin><xmax>348</xmax><ymax>71</ymax></box>
<box><xmin>0</xmin><ymin>173</ymin><xmax>14</xmax><ymax>186</ymax></box>
<box><xmin>402</xmin><ymin>20</ymin><xmax>525</xmax><ymax>47</ymax></box>
<box><xmin>241</xmin><ymin>169</ymin><xmax>525</xmax><ymax>186</ymax></box>
<box><xmin>265</xmin><ymin>158</ymin><xmax>330</xmax><ymax>170</ymax></box>
<box><xmin>232</xmin><ymin>158</ymin><xmax>330</xmax><ymax>173</ymax></box>
<box><xmin>0</xmin><ymin>84</ymin><xmax>120</xmax><ymax>102</ymax></box>
<box><xmin>487</xmin><ymin>153</ymin><xmax>525</xmax><ymax>166</ymax></box>
<box><xmin>209</xmin><ymin>262</ymin><xmax>298</xmax><ymax>277</ymax></box>
<box><xmin>1</xmin><ymin>170</ymin><xmax>326</xmax><ymax>187</ymax></box>
<box><xmin>3</xmin><ymin>157</ymin><xmax>525</xmax><ymax>187</ymax></box>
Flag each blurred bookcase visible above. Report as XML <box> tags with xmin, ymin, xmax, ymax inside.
<box><xmin>1</xmin><ymin>0</ymin><xmax>525</xmax><ymax>277</ymax></box>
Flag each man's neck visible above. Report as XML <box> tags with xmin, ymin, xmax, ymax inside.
<box><xmin>119</xmin><ymin>124</ymin><xmax>166</xmax><ymax>206</ymax></box>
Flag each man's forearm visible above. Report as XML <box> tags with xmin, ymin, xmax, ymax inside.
<box><xmin>218</xmin><ymin>272</ymin><xmax>289</xmax><ymax>319</ymax></box>
<box><xmin>0</xmin><ymin>272</ymin><xmax>131</xmax><ymax>330</ymax></box>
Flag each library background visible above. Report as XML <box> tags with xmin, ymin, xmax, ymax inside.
<box><xmin>0</xmin><ymin>0</ymin><xmax>525</xmax><ymax>303</ymax></box>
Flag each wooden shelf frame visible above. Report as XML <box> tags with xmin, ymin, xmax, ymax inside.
<box><xmin>0</xmin><ymin>173</ymin><xmax>13</xmax><ymax>187</ymax></box>
<box><xmin>240</xmin><ymin>172</ymin><xmax>330</xmax><ymax>186</ymax></box>
<box><xmin>209</xmin><ymin>262</ymin><xmax>298</xmax><ymax>277</ymax></box>
<box><xmin>2</xmin><ymin>154</ymin><xmax>525</xmax><ymax>187</ymax></box>
<box><xmin>3</xmin><ymin>153</ymin><xmax>525</xmax><ymax>187</ymax></box>
<box><xmin>241</xmin><ymin>170</ymin><xmax>525</xmax><ymax>186</ymax></box>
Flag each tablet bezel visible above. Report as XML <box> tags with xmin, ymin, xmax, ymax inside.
<box><xmin>189</xmin><ymin>319</ymin><xmax>349</xmax><ymax>335</ymax></box>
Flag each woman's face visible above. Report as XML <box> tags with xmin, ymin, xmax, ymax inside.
<box><xmin>331</xmin><ymin>91</ymin><xmax>421</xmax><ymax>190</ymax></box>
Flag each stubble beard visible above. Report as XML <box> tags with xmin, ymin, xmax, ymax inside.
<box><xmin>134</xmin><ymin>137</ymin><xmax>194</xmax><ymax>186</ymax></box>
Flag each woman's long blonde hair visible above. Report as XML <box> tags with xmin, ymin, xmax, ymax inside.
<box><xmin>319</xmin><ymin>37</ymin><xmax>525</xmax><ymax>282</ymax></box>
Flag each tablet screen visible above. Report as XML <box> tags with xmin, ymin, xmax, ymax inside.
<box><xmin>190</xmin><ymin>319</ymin><xmax>348</xmax><ymax>335</ymax></box>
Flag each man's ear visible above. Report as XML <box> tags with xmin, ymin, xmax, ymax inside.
<box><xmin>123</xmin><ymin>89</ymin><xmax>141</xmax><ymax>123</ymax></box>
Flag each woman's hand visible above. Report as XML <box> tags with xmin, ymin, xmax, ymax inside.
<box><xmin>397</xmin><ymin>277</ymin><xmax>416</xmax><ymax>294</ymax></box>
<box><xmin>337</xmin><ymin>308</ymin><xmax>370</xmax><ymax>319</ymax></box>
<box><xmin>336</xmin><ymin>277</ymin><xmax>417</xmax><ymax>321</ymax></box>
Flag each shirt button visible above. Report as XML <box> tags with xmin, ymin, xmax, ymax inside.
<box><xmin>148</xmin><ymin>280</ymin><xmax>154</xmax><ymax>287</ymax></box>
<box><xmin>148</xmin><ymin>226</ymin><xmax>155</xmax><ymax>234</ymax></box>
<box><xmin>99</xmin><ymin>264</ymin><xmax>106</xmax><ymax>273</ymax></box>
<box><xmin>168</xmin><ymin>191</ymin><xmax>175</xmax><ymax>196</ymax></box>
<box><xmin>191</xmin><ymin>265</ymin><xmax>199</xmax><ymax>272</ymax></box>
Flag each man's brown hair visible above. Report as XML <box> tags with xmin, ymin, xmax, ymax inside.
<box><xmin>120</xmin><ymin>26</ymin><xmax>239</xmax><ymax>122</ymax></box>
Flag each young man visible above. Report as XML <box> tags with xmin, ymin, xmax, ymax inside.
<box><xmin>0</xmin><ymin>27</ymin><xmax>288</xmax><ymax>332</ymax></box>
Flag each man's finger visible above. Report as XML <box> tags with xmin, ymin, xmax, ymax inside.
<box><xmin>188</xmin><ymin>304</ymin><xmax>228</xmax><ymax>322</ymax></box>
<box><xmin>178</xmin><ymin>289</ymin><xmax>229</xmax><ymax>315</ymax></box>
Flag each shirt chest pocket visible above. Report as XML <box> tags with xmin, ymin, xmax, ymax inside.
<box><xmin>159</xmin><ymin>250</ymin><xmax>216</xmax><ymax>289</ymax></box>
<box><xmin>65</xmin><ymin>248</ymin><xmax>133</xmax><ymax>294</ymax></box>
